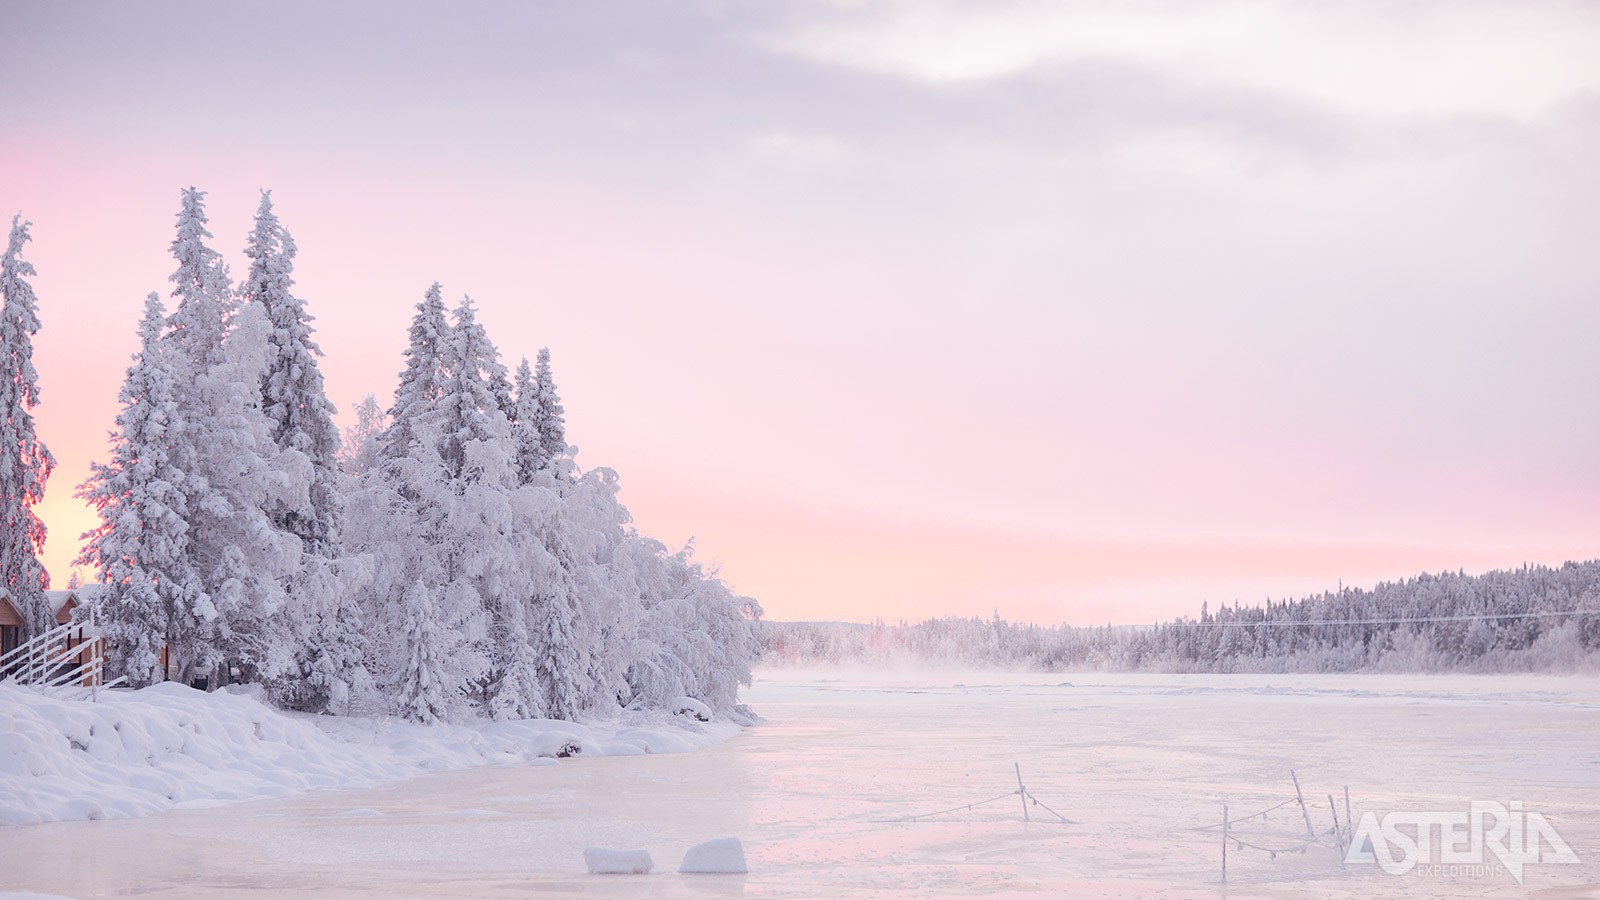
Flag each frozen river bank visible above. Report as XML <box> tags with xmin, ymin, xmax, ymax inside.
<box><xmin>4</xmin><ymin>670</ymin><xmax>1598</xmax><ymax>898</ymax></box>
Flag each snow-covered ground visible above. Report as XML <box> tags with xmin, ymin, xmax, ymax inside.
<box><xmin>0</xmin><ymin>681</ymin><xmax>740</xmax><ymax>826</ymax></box>
<box><xmin>3</xmin><ymin>670</ymin><xmax>1598</xmax><ymax>898</ymax></box>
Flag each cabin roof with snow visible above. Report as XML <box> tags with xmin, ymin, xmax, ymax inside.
<box><xmin>56</xmin><ymin>584</ymin><xmax>107</xmax><ymax>624</ymax></box>
<box><xmin>46</xmin><ymin>590</ymin><xmax>77</xmax><ymax>625</ymax></box>
<box><xmin>0</xmin><ymin>585</ymin><xmax>107</xmax><ymax>627</ymax></box>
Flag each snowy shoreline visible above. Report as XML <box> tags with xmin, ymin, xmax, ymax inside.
<box><xmin>0</xmin><ymin>682</ymin><xmax>745</xmax><ymax>827</ymax></box>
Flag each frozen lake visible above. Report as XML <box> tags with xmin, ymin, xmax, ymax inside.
<box><xmin>5</xmin><ymin>670</ymin><xmax>1599</xmax><ymax>898</ymax></box>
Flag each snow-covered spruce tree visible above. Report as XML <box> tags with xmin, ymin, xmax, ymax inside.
<box><xmin>350</xmin><ymin>287</ymin><xmax>497</xmax><ymax>722</ymax></box>
<box><xmin>349</xmin><ymin>289</ymin><xmax>447</xmax><ymax>718</ymax></box>
<box><xmin>533</xmin><ymin>348</ymin><xmax>568</xmax><ymax>473</ymax></box>
<box><xmin>167</xmin><ymin>189</ymin><xmax>235</xmax><ymax>375</ymax></box>
<box><xmin>240</xmin><ymin>191</ymin><xmax>366</xmax><ymax>710</ymax></box>
<box><xmin>486</xmin><ymin>574</ymin><xmax>544</xmax><ymax>722</ymax></box>
<box><xmin>382</xmin><ymin>283</ymin><xmax>451</xmax><ymax>465</ymax></box>
<box><xmin>343</xmin><ymin>451</ymin><xmax>446</xmax><ymax>720</ymax></box>
<box><xmin>77</xmin><ymin>294</ymin><xmax>202</xmax><ymax>684</ymax></box>
<box><xmin>510</xmin><ymin>357</ymin><xmax>543</xmax><ymax>484</ymax></box>
<box><xmin>436</xmin><ymin>298</ymin><xmax>511</xmax><ymax>484</ymax></box>
<box><xmin>241</xmin><ymin>191</ymin><xmax>342</xmax><ymax>555</ymax></box>
<box><xmin>506</xmin><ymin>357</ymin><xmax>584</xmax><ymax>717</ymax></box>
<box><xmin>527</xmin><ymin>515</ymin><xmax>589</xmax><ymax>721</ymax></box>
<box><xmin>488</xmin><ymin>362</ymin><xmax>516</xmax><ymax>424</ymax></box>
<box><xmin>165</xmin><ymin>187</ymin><xmax>302</xmax><ymax>686</ymax></box>
<box><xmin>434</xmin><ymin>297</ymin><xmax>544</xmax><ymax>718</ymax></box>
<box><xmin>0</xmin><ymin>215</ymin><xmax>55</xmax><ymax>637</ymax></box>
<box><xmin>397</xmin><ymin>578</ymin><xmax>451</xmax><ymax>725</ymax></box>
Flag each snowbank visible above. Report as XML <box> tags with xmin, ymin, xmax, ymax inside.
<box><xmin>679</xmin><ymin>836</ymin><xmax>747</xmax><ymax>873</ymax></box>
<box><xmin>583</xmin><ymin>847</ymin><xmax>654</xmax><ymax>874</ymax></box>
<box><xmin>0</xmin><ymin>683</ymin><xmax>743</xmax><ymax>826</ymax></box>
<box><xmin>670</xmin><ymin>695</ymin><xmax>712</xmax><ymax>721</ymax></box>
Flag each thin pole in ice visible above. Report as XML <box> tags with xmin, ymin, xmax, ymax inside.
<box><xmin>1343</xmin><ymin>786</ymin><xmax>1353</xmax><ymax>854</ymax></box>
<box><xmin>1291</xmin><ymin>770</ymin><xmax>1315</xmax><ymax>838</ymax></box>
<box><xmin>1221</xmin><ymin>804</ymin><xmax>1229</xmax><ymax>883</ymax></box>
<box><xmin>1015</xmin><ymin>762</ymin><xmax>1030</xmax><ymax>823</ymax></box>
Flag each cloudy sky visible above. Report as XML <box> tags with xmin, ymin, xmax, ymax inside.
<box><xmin>4</xmin><ymin>1</ymin><xmax>1598</xmax><ymax>624</ymax></box>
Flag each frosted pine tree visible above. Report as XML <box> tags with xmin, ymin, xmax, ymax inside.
<box><xmin>350</xmin><ymin>287</ymin><xmax>454</xmax><ymax>709</ymax></box>
<box><xmin>488</xmin><ymin>364</ymin><xmax>516</xmax><ymax>424</ymax></box>
<box><xmin>510</xmin><ymin>357</ymin><xmax>544</xmax><ymax>484</ymax></box>
<box><xmin>241</xmin><ymin>191</ymin><xmax>343</xmax><ymax>555</ymax></box>
<box><xmin>509</xmin><ymin>355</ymin><xmax>587</xmax><ymax>716</ymax></box>
<box><xmin>77</xmin><ymin>294</ymin><xmax>202</xmax><ymax>684</ymax></box>
<box><xmin>436</xmin><ymin>298</ymin><xmax>512</xmax><ymax>482</ymax></box>
<box><xmin>487</xmin><ymin>599</ymin><xmax>544</xmax><ymax>721</ymax></box>
<box><xmin>532</xmin><ymin>527</ymin><xmax>587</xmax><ymax>720</ymax></box>
<box><xmin>241</xmin><ymin>191</ymin><xmax>364</xmax><ymax>709</ymax></box>
<box><xmin>0</xmin><ymin>216</ymin><xmax>56</xmax><ymax>637</ymax></box>
<box><xmin>398</xmin><ymin>579</ymin><xmax>452</xmax><ymax>724</ymax></box>
<box><xmin>159</xmin><ymin>188</ymin><xmax>231</xmax><ymax>679</ymax></box>
<box><xmin>382</xmin><ymin>283</ymin><xmax>451</xmax><ymax>464</ymax></box>
<box><xmin>350</xmin><ymin>286</ymin><xmax>493</xmax><ymax>720</ymax></box>
<box><xmin>533</xmin><ymin>348</ymin><xmax>568</xmax><ymax>473</ymax></box>
<box><xmin>167</xmin><ymin>188</ymin><xmax>235</xmax><ymax>373</ymax></box>
<box><xmin>436</xmin><ymin>297</ymin><xmax>534</xmax><ymax>715</ymax></box>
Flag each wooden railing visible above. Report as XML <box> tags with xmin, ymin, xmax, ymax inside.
<box><xmin>0</xmin><ymin>618</ymin><xmax>125</xmax><ymax>699</ymax></box>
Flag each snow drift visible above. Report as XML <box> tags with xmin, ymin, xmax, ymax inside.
<box><xmin>583</xmin><ymin>847</ymin><xmax>654</xmax><ymax>874</ymax></box>
<box><xmin>0</xmin><ymin>682</ymin><xmax>742</xmax><ymax>826</ymax></box>
<box><xmin>680</xmin><ymin>836</ymin><xmax>748</xmax><ymax>873</ymax></box>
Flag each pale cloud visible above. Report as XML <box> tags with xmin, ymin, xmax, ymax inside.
<box><xmin>747</xmin><ymin>131</ymin><xmax>855</xmax><ymax>167</ymax></box>
<box><xmin>762</xmin><ymin>0</ymin><xmax>1600</xmax><ymax>119</ymax></box>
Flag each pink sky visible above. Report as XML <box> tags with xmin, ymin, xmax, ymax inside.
<box><xmin>5</xmin><ymin>3</ymin><xmax>1600</xmax><ymax>625</ymax></box>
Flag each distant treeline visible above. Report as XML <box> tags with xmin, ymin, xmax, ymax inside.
<box><xmin>763</xmin><ymin>561</ymin><xmax>1600</xmax><ymax>672</ymax></box>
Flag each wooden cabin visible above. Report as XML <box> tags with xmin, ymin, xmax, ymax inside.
<box><xmin>0</xmin><ymin>585</ymin><xmax>106</xmax><ymax>686</ymax></box>
<box><xmin>0</xmin><ymin>589</ymin><xmax>21</xmax><ymax>657</ymax></box>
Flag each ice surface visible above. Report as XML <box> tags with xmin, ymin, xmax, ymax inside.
<box><xmin>583</xmin><ymin>847</ymin><xmax>654</xmax><ymax>874</ymax></box>
<box><xmin>678</xmin><ymin>837</ymin><xmax>746</xmax><ymax>873</ymax></box>
<box><xmin>4</xmin><ymin>671</ymin><xmax>1598</xmax><ymax>899</ymax></box>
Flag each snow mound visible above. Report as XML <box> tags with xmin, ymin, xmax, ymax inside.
<box><xmin>0</xmin><ymin>683</ymin><xmax>744</xmax><ymax>826</ymax></box>
<box><xmin>583</xmin><ymin>847</ymin><xmax>653</xmax><ymax>874</ymax></box>
<box><xmin>670</xmin><ymin>696</ymin><xmax>712</xmax><ymax>722</ymax></box>
<box><xmin>679</xmin><ymin>837</ymin><xmax>747</xmax><ymax>873</ymax></box>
